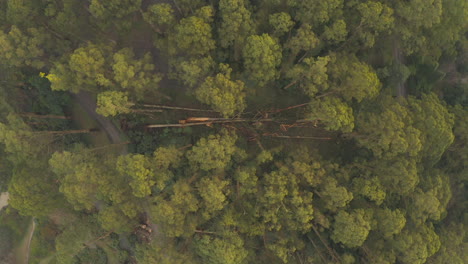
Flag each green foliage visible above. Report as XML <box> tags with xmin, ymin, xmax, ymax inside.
<box><xmin>98</xmin><ymin>206</ymin><xmax>134</xmax><ymax>233</ymax></box>
<box><xmin>243</xmin><ymin>34</ymin><xmax>282</xmax><ymax>86</ymax></box>
<box><xmin>143</xmin><ymin>3</ymin><xmax>175</xmax><ymax>30</ymax></box>
<box><xmin>393</xmin><ymin>224</ymin><xmax>441</xmax><ymax>264</ymax></box>
<box><xmin>170</xmin><ymin>11</ymin><xmax>215</xmax><ymax>56</ymax></box>
<box><xmin>187</xmin><ymin>129</ymin><xmax>238</xmax><ymax>171</ymax></box>
<box><xmin>392</xmin><ymin>0</ymin><xmax>444</xmax><ymax>55</ymax></box>
<box><xmin>152</xmin><ymin>146</ymin><xmax>183</xmax><ymax>190</ymax></box>
<box><xmin>328</xmin><ymin>54</ymin><xmax>381</xmax><ymax>102</ymax></box>
<box><xmin>0</xmin><ymin>26</ymin><xmax>48</xmax><ymax>69</ymax></box>
<box><xmin>287</xmin><ymin>0</ymin><xmax>344</xmax><ymax>25</ymax></box>
<box><xmin>117</xmin><ymin>154</ymin><xmax>154</xmax><ymax>198</ymax></box>
<box><xmin>96</xmin><ymin>91</ymin><xmax>133</xmax><ymax>117</ymax></box>
<box><xmin>0</xmin><ymin>1</ymin><xmax>465</xmax><ymax>263</ymax></box>
<box><xmin>218</xmin><ymin>0</ymin><xmax>255</xmax><ymax>50</ymax></box>
<box><xmin>170</xmin><ymin>56</ymin><xmax>215</xmax><ymax>88</ymax></box>
<box><xmin>0</xmin><ymin>114</ymin><xmax>46</xmax><ymax>161</ymax></box>
<box><xmin>286</xmin><ymin>24</ymin><xmax>320</xmax><ymax>57</ymax></box>
<box><xmin>49</xmin><ymin>149</ymin><xmax>116</xmax><ymax>211</ymax></box>
<box><xmin>6</xmin><ymin>0</ymin><xmax>38</xmax><ymax>26</ymax></box>
<box><xmin>89</xmin><ymin>0</ymin><xmax>141</xmax><ymax>30</ymax></box>
<box><xmin>55</xmin><ymin>217</ymin><xmax>103</xmax><ymax>264</ymax></box>
<box><xmin>408</xmin><ymin>93</ymin><xmax>455</xmax><ymax>164</ymax></box>
<box><xmin>428</xmin><ymin>223</ymin><xmax>468</xmax><ymax>264</ymax></box>
<box><xmin>48</xmin><ymin>43</ymin><xmax>112</xmax><ymax>92</ymax></box>
<box><xmin>74</xmin><ymin>247</ymin><xmax>107</xmax><ymax>264</ymax></box>
<box><xmin>307</xmin><ymin>97</ymin><xmax>354</xmax><ymax>132</ymax></box>
<box><xmin>285</xmin><ymin>56</ymin><xmax>330</xmax><ymax>96</ymax></box>
<box><xmin>70</xmin><ymin>44</ymin><xmax>112</xmax><ymax>87</ymax></box>
<box><xmin>8</xmin><ymin>167</ymin><xmax>62</xmax><ymax>217</ymax></box>
<box><xmin>374</xmin><ymin>208</ymin><xmax>406</xmax><ymax>238</ymax></box>
<box><xmin>331</xmin><ymin>209</ymin><xmax>371</xmax><ymax>248</ymax></box>
<box><xmin>194</xmin><ymin>233</ymin><xmax>249</xmax><ymax>264</ymax></box>
<box><xmin>355</xmin><ymin>98</ymin><xmax>422</xmax><ymax>158</ymax></box>
<box><xmin>269</xmin><ymin>12</ymin><xmax>294</xmax><ymax>36</ymax></box>
<box><xmin>354</xmin><ymin>1</ymin><xmax>394</xmax><ymax>47</ymax></box>
<box><xmin>112</xmin><ymin>48</ymin><xmax>162</xmax><ymax>99</ymax></box>
<box><xmin>319</xmin><ymin>177</ymin><xmax>353</xmax><ymax>211</ymax></box>
<box><xmin>352</xmin><ymin>177</ymin><xmax>386</xmax><ymax>205</ymax></box>
<box><xmin>151</xmin><ymin>181</ymin><xmax>199</xmax><ymax>237</ymax></box>
<box><xmin>197</xmin><ymin>177</ymin><xmax>230</xmax><ymax>219</ymax></box>
<box><xmin>323</xmin><ymin>19</ymin><xmax>347</xmax><ymax>44</ymax></box>
<box><xmin>195</xmin><ymin>64</ymin><xmax>246</xmax><ymax>117</ymax></box>
<box><xmin>136</xmin><ymin>238</ymin><xmax>195</xmax><ymax>264</ymax></box>
<box><xmin>259</xmin><ymin>163</ymin><xmax>315</xmax><ymax>232</ymax></box>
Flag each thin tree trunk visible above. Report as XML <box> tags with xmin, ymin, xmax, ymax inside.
<box><xmin>194</xmin><ymin>230</ymin><xmax>216</xmax><ymax>234</ymax></box>
<box><xmin>282</xmin><ymin>80</ymin><xmax>298</xmax><ymax>90</ymax></box>
<box><xmin>132</xmin><ymin>109</ymin><xmax>163</xmax><ymax>113</ymax></box>
<box><xmin>139</xmin><ymin>9</ymin><xmax>162</xmax><ymax>33</ymax></box>
<box><xmin>311</xmin><ymin>225</ymin><xmax>341</xmax><ymax>262</ymax></box>
<box><xmin>263</xmin><ymin>134</ymin><xmax>333</xmax><ymax>140</ymax></box>
<box><xmin>268</xmin><ymin>102</ymin><xmax>310</xmax><ymax>113</ymax></box>
<box><xmin>315</xmin><ymin>91</ymin><xmax>336</xmax><ymax>99</ymax></box>
<box><xmin>89</xmin><ymin>141</ymin><xmax>131</xmax><ymax>152</ymax></box>
<box><xmin>146</xmin><ymin>118</ymin><xmax>274</xmax><ymax>128</ymax></box>
<box><xmin>141</xmin><ymin>104</ymin><xmax>216</xmax><ymax>112</ymax></box>
<box><xmin>20</xmin><ymin>113</ymin><xmax>71</xmax><ymax>119</ymax></box>
<box><xmin>35</xmin><ymin>129</ymin><xmax>96</xmax><ymax>135</ymax></box>
<box><xmin>306</xmin><ymin>235</ymin><xmax>328</xmax><ymax>264</ymax></box>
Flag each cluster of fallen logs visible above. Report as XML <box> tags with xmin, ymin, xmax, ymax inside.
<box><xmin>146</xmin><ymin>117</ymin><xmax>274</xmax><ymax>128</ymax></box>
<box><xmin>146</xmin><ymin>117</ymin><xmax>333</xmax><ymax>140</ymax></box>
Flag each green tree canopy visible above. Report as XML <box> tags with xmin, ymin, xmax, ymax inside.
<box><xmin>96</xmin><ymin>91</ymin><xmax>133</xmax><ymax>117</ymax></box>
<box><xmin>112</xmin><ymin>48</ymin><xmax>162</xmax><ymax>99</ymax></box>
<box><xmin>331</xmin><ymin>209</ymin><xmax>371</xmax><ymax>248</ymax></box>
<box><xmin>307</xmin><ymin>97</ymin><xmax>355</xmax><ymax>132</ymax></box>
<box><xmin>187</xmin><ymin>130</ymin><xmax>239</xmax><ymax>171</ymax></box>
<box><xmin>242</xmin><ymin>34</ymin><xmax>282</xmax><ymax>86</ymax></box>
<box><xmin>218</xmin><ymin>0</ymin><xmax>255</xmax><ymax>56</ymax></box>
<box><xmin>0</xmin><ymin>26</ymin><xmax>48</xmax><ymax>69</ymax></box>
<box><xmin>194</xmin><ymin>233</ymin><xmax>249</xmax><ymax>264</ymax></box>
<box><xmin>195</xmin><ymin>64</ymin><xmax>246</xmax><ymax>117</ymax></box>
<box><xmin>170</xmin><ymin>9</ymin><xmax>216</xmax><ymax>56</ymax></box>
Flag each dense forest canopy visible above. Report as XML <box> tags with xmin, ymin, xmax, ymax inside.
<box><xmin>0</xmin><ymin>0</ymin><xmax>467</xmax><ymax>263</ymax></box>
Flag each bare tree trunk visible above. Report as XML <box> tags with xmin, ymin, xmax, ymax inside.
<box><xmin>141</xmin><ymin>104</ymin><xmax>216</xmax><ymax>112</ymax></box>
<box><xmin>35</xmin><ymin>129</ymin><xmax>96</xmax><ymax>135</ymax></box>
<box><xmin>282</xmin><ymin>80</ymin><xmax>298</xmax><ymax>90</ymax></box>
<box><xmin>20</xmin><ymin>113</ymin><xmax>71</xmax><ymax>120</ymax></box>
<box><xmin>311</xmin><ymin>225</ymin><xmax>341</xmax><ymax>262</ymax></box>
<box><xmin>263</xmin><ymin>134</ymin><xmax>332</xmax><ymax>140</ymax></box>
<box><xmin>194</xmin><ymin>230</ymin><xmax>216</xmax><ymax>234</ymax></box>
<box><xmin>89</xmin><ymin>141</ymin><xmax>131</xmax><ymax>151</ymax></box>
<box><xmin>267</xmin><ymin>102</ymin><xmax>310</xmax><ymax>113</ymax></box>
<box><xmin>315</xmin><ymin>91</ymin><xmax>336</xmax><ymax>99</ymax></box>
<box><xmin>146</xmin><ymin>118</ymin><xmax>274</xmax><ymax>128</ymax></box>
<box><xmin>132</xmin><ymin>109</ymin><xmax>163</xmax><ymax>113</ymax></box>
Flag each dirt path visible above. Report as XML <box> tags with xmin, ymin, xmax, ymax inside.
<box><xmin>393</xmin><ymin>43</ymin><xmax>408</xmax><ymax>97</ymax></box>
<box><xmin>14</xmin><ymin>218</ymin><xmax>35</xmax><ymax>264</ymax></box>
<box><xmin>0</xmin><ymin>192</ymin><xmax>9</xmax><ymax>210</ymax></box>
<box><xmin>73</xmin><ymin>91</ymin><xmax>123</xmax><ymax>144</ymax></box>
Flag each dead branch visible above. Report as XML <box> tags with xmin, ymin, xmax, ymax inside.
<box><xmin>263</xmin><ymin>133</ymin><xmax>333</xmax><ymax>140</ymax></box>
<box><xmin>19</xmin><ymin>113</ymin><xmax>71</xmax><ymax>120</ymax></box>
<box><xmin>194</xmin><ymin>230</ymin><xmax>216</xmax><ymax>234</ymax></box>
<box><xmin>141</xmin><ymin>104</ymin><xmax>216</xmax><ymax>112</ymax></box>
<box><xmin>147</xmin><ymin>118</ymin><xmax>274</xmax><ymax>128</ymax></box>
